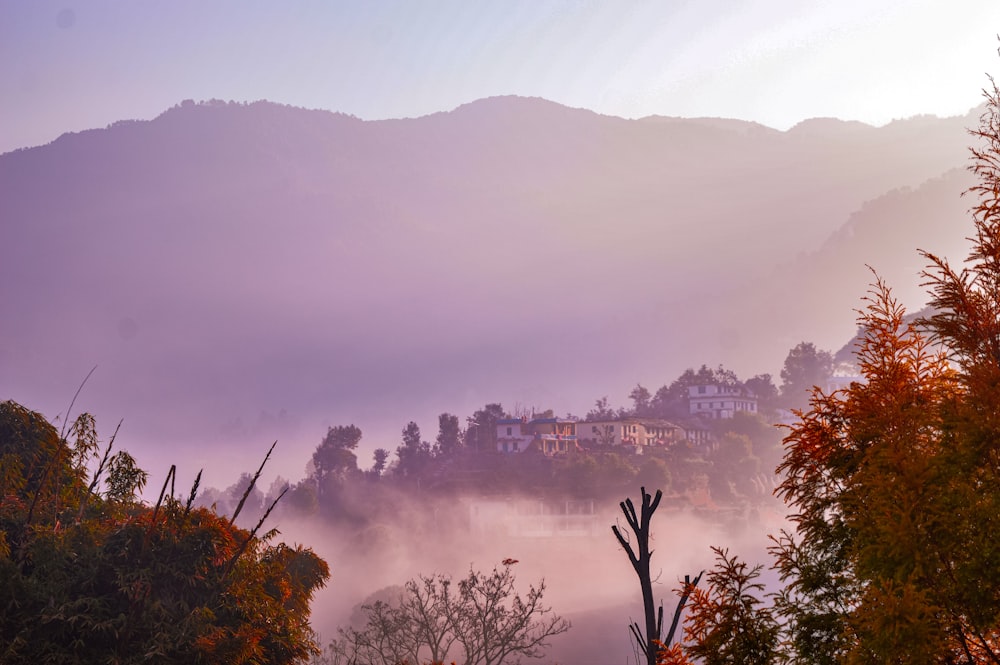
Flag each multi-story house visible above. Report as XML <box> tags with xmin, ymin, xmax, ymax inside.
<box><xmin>575</xmin><ymin>417</ymin><xmax>683</xmax><ymax>449</ymax></box>
<box><xmin>496</xmin><ymin>417</ymin><xmax>577</xmax><ymax>455</ymax></box>
<box><xmin>688</xmin><ymin>384</ymin><xmax>758</xmax><ymax>419</ymax></box>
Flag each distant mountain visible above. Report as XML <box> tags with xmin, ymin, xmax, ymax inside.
<box><xmin>0</xmin><ymin>97</ymin><xmax>981</xmax><ymax>482</ymax></box>
<box><xmin>723</xmin><ymin>166</ymin><xmax>977</xmax><ymax>368</ymax></box>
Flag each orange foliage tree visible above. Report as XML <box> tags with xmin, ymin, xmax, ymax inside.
<box><xmin>769</xmin><ymin>275</ymin><xmax>957</xmax><ymax>663</ymax></box>
<box><xmin>0</xmin><ymin>401</ymin><xmax>330</xmax><ymax>664</ymax></box>
<box><xmin>671</xmin><ymin>74</ymin><xmax>1000</xmax><ymax>664</ymax></box>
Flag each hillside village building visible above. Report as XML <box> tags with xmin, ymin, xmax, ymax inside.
<box><xmin>497</xmin><ymin>416</ymin><xmax>699</xmax><ymax>455</ymax></box>
<box><xmin>574</xmin><ymin>418</ymin><xmax>683</xmax><ymax>448</ymax></box>
<box><xmin>496</xmin><ymin>417</ymin><xmax>577</xmax><ymax>454</ymax></box>
<box><xmin>687</xmin><ymin>384</ymin><xmax>758</xmax><ymax>419</ymax></box>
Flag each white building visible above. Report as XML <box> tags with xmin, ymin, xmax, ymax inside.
<box><xmin>575</xmin><ymin>418</ymin><xmax>682</xmax><ymax>448</ymax></box>
<box><xmin>688</xmin><ymin>384</ymin><xmax>758</xmax><ymax>419</ymax></box>
<box><xmin>496</xmin><ymin>417</ymin><xmax>577</xmax><ymax>455</ymax></box>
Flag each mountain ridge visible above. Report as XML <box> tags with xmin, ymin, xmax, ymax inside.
<box><xmin>5</xmin><ymin>95</ymin><xmax>982</xmax><ymax>158</ymax></box>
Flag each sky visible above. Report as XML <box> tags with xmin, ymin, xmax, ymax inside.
<box><xmin>3</xmin><ymin>0</ymin><xmax>1000</xmax><ymax>155</ymax></box>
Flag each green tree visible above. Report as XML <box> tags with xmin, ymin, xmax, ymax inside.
<box><xmin>586</xmin><ymin>396</ymin><xmax>617</xmax><ymax>420</ymax></box>
<box><xmin>312</xmin><ymin>425</ymin><xmax>362</xmax><ymax>489</ymax></box>
<box><xmin>369</xmin><ymin>448</ymin><xmax>390</xmax><ymax>479</ymax></box>
<box><xmin>743</xmin><ymin>373</ymin><xmax>779</xmax><ymax>416</ymax></box>
<box><xmin>464</xmin><ymin>403</ymin><xmax>506</xmax><ymax>453</ymax></box>
<box><xmin>434</xmin><ymin>412</ymin><xmax>463</xmax><ymax>458</ymax></box>
<box><xmin>395</xmin><ymin>421</ymin><xmax>431</xmax><ymax>479</ymax></box>
<box><xmin>778</xmin><ymin>342</ymin><xmax>833</xmax><ymax>410</ymax></box>
<box><xmin>630</xmin><ymin>384</ymin><xmax>652</xmax><ymax>416</ymax></box>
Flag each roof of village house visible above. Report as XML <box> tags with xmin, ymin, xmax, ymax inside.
<box><xmin>577</xmin><ymin>416</ymin><xmax>680</xmax><ymax>426</ymax></box>
<box><xmin>639</xmin><ymin>418</ymin><xmax>683</xmax><ymax>428</ymax></box>
<box><xmin>689</xmin><ymin>383</ymin><xmax>757</xmax><ymax>397</ymax></box>
<box><xmin>497</xmin><ymin>417</ymin><xmax>575</xmax><ymax>426</ymax></box>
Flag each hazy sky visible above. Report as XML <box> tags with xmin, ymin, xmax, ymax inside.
<box><xmin>3</xmin><ymin>0</ymin><xmax>1000</xmax><ymax>155</ymax></box>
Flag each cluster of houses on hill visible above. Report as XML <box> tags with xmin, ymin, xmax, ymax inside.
<box><xmin>495</xmin><ymin>384</ymin><xmax>759</xmax><ymax>455</ymax></box>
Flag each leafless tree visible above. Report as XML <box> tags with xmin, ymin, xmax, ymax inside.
<box><xmin>400</xmin><ymin>574</ymin><xmax>459</xmax><ymax>665</ymax></box>
<box><xmin>332</xmin><ymin>562</ymin><xmax>568</xmax><ymax>665</ymax></box>
<box><xmin>451</xmin><ymin>561</ymin><xmax>571</xmax><ymax>665</ymax></box>
<box><xmin>613</xmin><ymin>486</ymin><xmax>701</xmax><ymax>665</ymax></box>
<box><xmin>333</xmin><ymin>599</ymin><xmax>417</xmax><ymax>665</ymax></box>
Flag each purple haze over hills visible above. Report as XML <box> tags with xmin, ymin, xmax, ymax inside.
<box><xmin>0</xmin><ymin>96</ymin><xmax>979</xmax><ymax>486</ymax></box>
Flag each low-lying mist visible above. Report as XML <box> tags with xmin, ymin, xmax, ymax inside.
<box><xmin>262</xmin><ymin>487</ymin><xmax>786</xmax><ymax>665</ymax></box>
